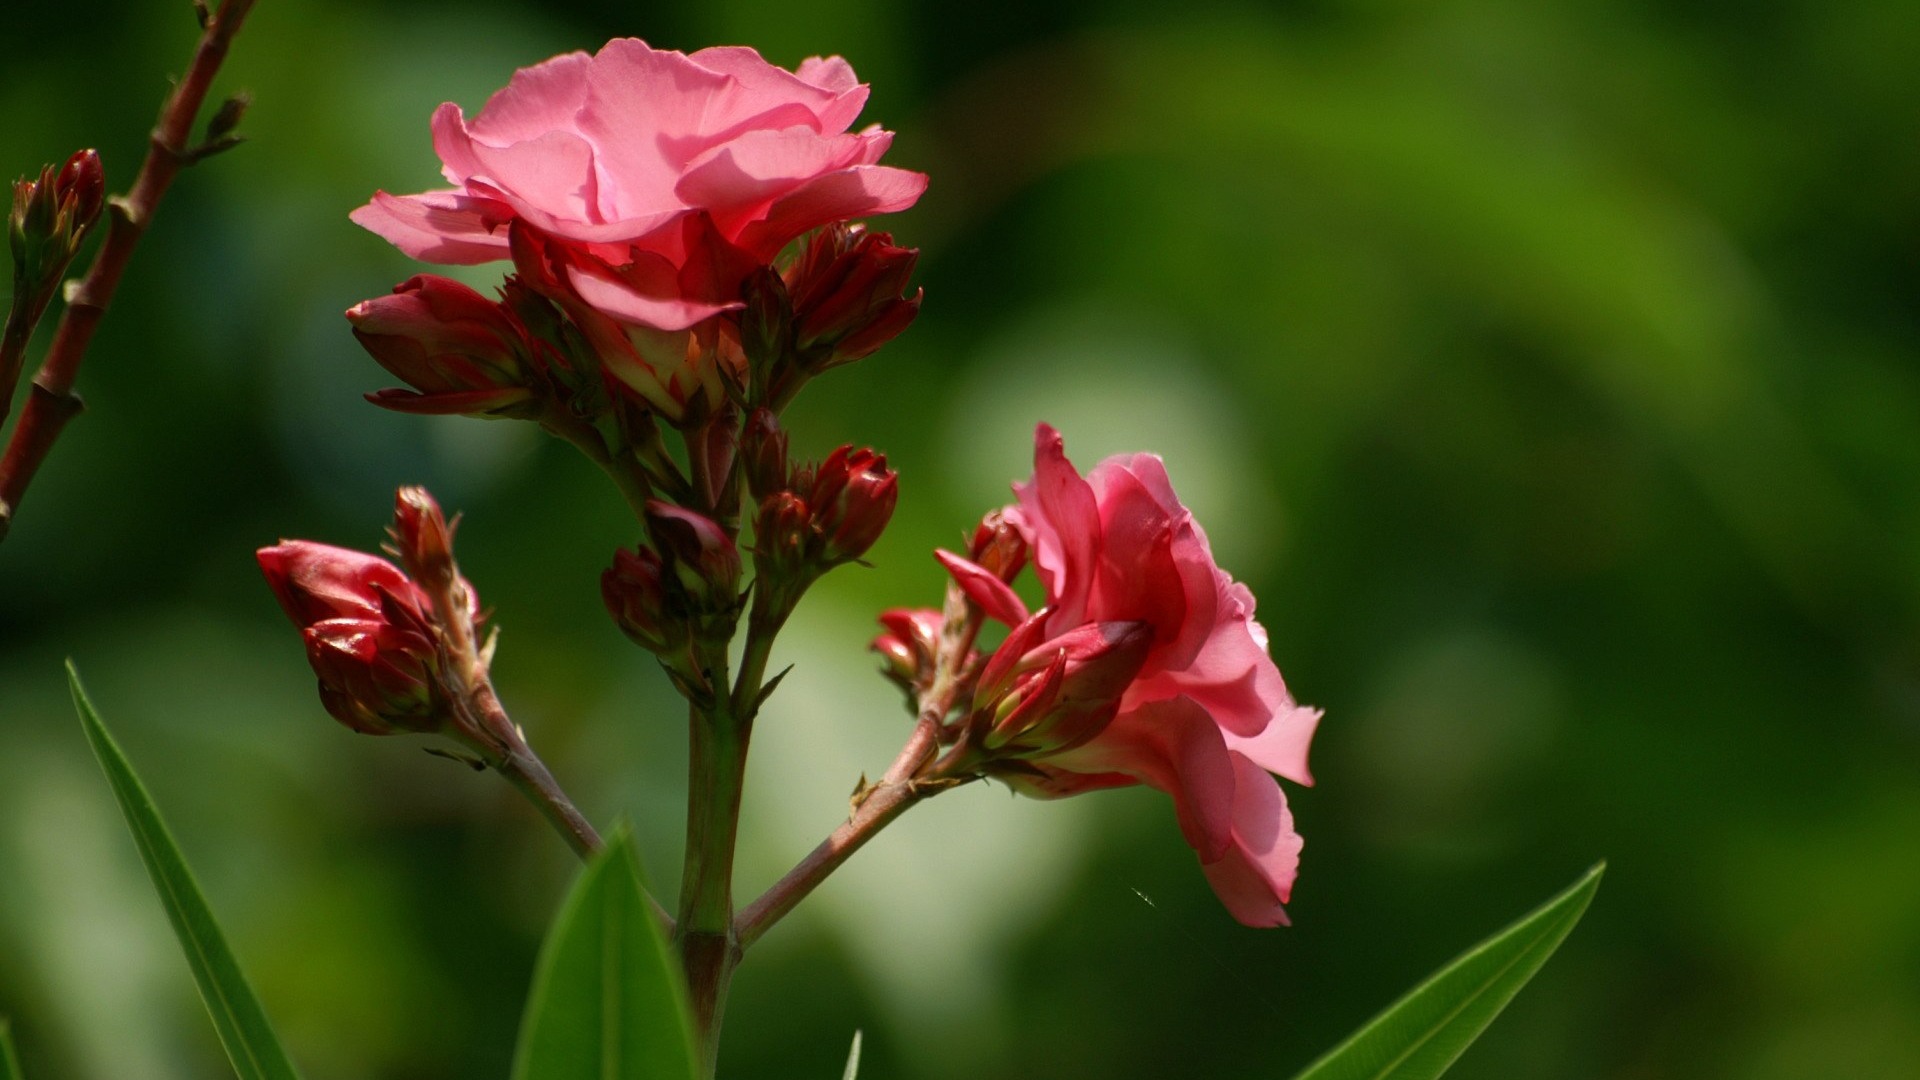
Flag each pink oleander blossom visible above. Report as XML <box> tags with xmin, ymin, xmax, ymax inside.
<box><xmin>967</xmin><ymin>424</ymin><xmax>1322</xmax><ymax>927</ymax></box>
<box><xmin>351</xmin><ymin>39</ymin><xmax>926</xmax><ymax>338</ymax></box>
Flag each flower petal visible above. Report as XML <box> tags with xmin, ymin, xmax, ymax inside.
<box><xmin>1199</xmin><ymin>752</ymin><xmax>1303</xmax><ymax>927</ymax></box>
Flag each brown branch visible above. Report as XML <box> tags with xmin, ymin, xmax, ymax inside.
<box><xmin>0</xmin><ymin>0</ymin><xmax>257</xmax><ymax>541</ymax></box>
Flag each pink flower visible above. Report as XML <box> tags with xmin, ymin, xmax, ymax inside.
<box><xmin>351</xmin><ymin>40</ymin><xmax>926</xmax><ymax>338</ymax></box>
<box><xmin>976</xmin><ymin>424</ymin><xmax>1322</xmax><ymax>926</ymax></box>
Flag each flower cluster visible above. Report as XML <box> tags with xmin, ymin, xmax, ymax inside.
<box><xmin>348</xmin><ymin>39</ymin><xmax>925</xmax><ymax>424</ymax></box>
<box><xmin>264</xmin><ymin>46</ymin><xmax>1319</xmax><ymax>1064</ymax></box>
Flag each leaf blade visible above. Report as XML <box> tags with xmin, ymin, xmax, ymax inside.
<box><xmin>67</xmin><ymin>662</ymin><xmax>302</xmax><ymax>1080</ymax></box>
<box><xmin>511</xmin><ymin>829</ymin><xmax>698</xmax><ymax>1080</ymax></box>
<box><xmin>1291</xmin><ymin>862</ymin><xmax>1605</xmax><ymax>1080</ymax></box>
<box><xmin>842</xmin><ymin>1030</ymin><xmax>863</xmax><ymax>1080</ymax></box>
<box><xmin>1</xmin><ymin>1018</ymin><xmax>24</xmax><ymax>1080</ymax></box>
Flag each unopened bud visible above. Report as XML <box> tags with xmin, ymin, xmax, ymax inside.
<box><xmin>807</xmin><ymin>445</ymin><xmax>897</xmax><ymax>563</ymax></box>
<box><xmin>347</xmin><ymin>275</ymin><xmax>541</xmax><ymax>417</ymax></box>
<box><xmin>206</xmin><ymin>92</ymin><xmax>251</xmax><ymax>143</ymax></box>
<box><xmin>602</xmin><ymin>545</ymin><xmax>690</xmax><ymax>655</ymax></box>
<box><xmin>754</xmin><ymin>492</ymin><xmax>813</xmax><ymax>581</ymax></box>
<box><xmin>258</xmin><ymin>540</ymin><xmax>447</xmax><ymax>737</ymax></box>
<box><xmin>741</xmin><ymin>407</ymin><xmax>789</xmax><ymax>502</ymax></box>
<box><xmin>784</xmin><ymin>222</ymin><xmax>921</xmax><ymax>369</ymax></box>
<box><xmin>645</xmin><ymin>501</ymin><xmax>741</xmax><ymax>611</ymax></box>
<box><xmin>870</xmin><ymin>607</ymin><xmax>944</xmax><ymax>695</ymax></box>
<box><xmin>388</xmin><ymin>486</ymin><xmax>457</xmax><ymax>588</ymax></box>
<box><xmin>305</xmin><ymin>618</ymin><xmax>441</xmax><ymax>735</ymax></box>
<box><xmin>738</xmin><ymin>267</ymin><xmax>792</xmax><ymax>398</ymax></box>
<box><xmin>10</xmin><ymin>149</ymin><xmax>105</xmax><ymax>296</ymax></box>
<box><xmin>967</xmin><ymin>509</ymin><xmax>1028</xmax><ymax>582</ymax></box>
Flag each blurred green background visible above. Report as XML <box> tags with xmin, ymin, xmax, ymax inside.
<box><xmin>4</xmin><ymin>0</ymin><xmax>1919</xmax><ymax>1077</ymax></box>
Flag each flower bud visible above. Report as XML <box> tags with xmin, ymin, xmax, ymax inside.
<box><xmin>644</xmin><ymin>500</ymin><xmax>741</xmax><ymax>610</ymax></box>
<box><xmin>738</xmin><ymin>266</ymin><xmax>792</xmax><ymax>397</ymax></box>
<box><xmin>258</xmin><ymin>540</ymin><xmax>447</xmax><ymax>736</ymax></box>
<box><xmin>967</xmin><ymin>509</ymin><xmax>1028</xmax><ymax>582</ymax></box>
<box><xmin>806</xmin><ymin>445</ymin><xmax>897</xmax><ymax>563</ymax></box>
<box><xmin>10</xmin><ymin>150</ymin><xmax>105</xmax><ymax>302</ymax></box>
<box><xmin>388</xmin><ymin>486</ymin><xmax>457</xmax><ymax>589</ymax></box>
<box><xmin>871</xmin><ymin>607</ymin><xmax>944</xmax><ymax>694</ymax></box>
<box><xmin>974</xmin><ymin>619</ymin><xmax>1154</xmax><ymax>758</ymax></box>
<box><xmin>347</xmin><ymin>275</ymin><xmax>541</xmax><ymax>417</ymax></box>
<box><xmin>601</xmin><ymin>545</ymin><xmax>689</xmax><ymax>655</ymax></box>
<box><xmin>785</xmin><ymin>223</ymin><xmax>921</xmax><ymax>369</ymax></box>
<box><xmin>741</xmin><ymin>407</ymin><xmax>789</xmax><ymax>502</ymax></box>
<box><xmin>753</xmin><ymin>491</ymin><xmax>813</xmax><ymax>578</ymax></box>
<box><xmin>305</xmin><ymin>618</ymin><xmax>441</xmax><ymax>735</ymax></box>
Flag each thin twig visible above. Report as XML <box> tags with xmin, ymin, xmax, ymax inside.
<box><xmin>0</xmin><ymin>0</ymin><xmax>257</xmax><ymax>540</ymax></box>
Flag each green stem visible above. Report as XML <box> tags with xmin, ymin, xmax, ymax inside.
<box><xmin>674</xmin><ymin>642</ymin><xmax>745</xmax><ymax>1079</ymax></box>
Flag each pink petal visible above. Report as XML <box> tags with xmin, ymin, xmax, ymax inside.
<box><xmin>1012</xmin><ymin>423</ymin><xmax>1101</xmax><ymax>633</ymax></box>
<box><xmin>675</xmin><ymin>129</ymin><xmax>884</xmax><ymax>234</ymax></box>
<box><xmin>1086</xmin><ymin>464</ymin><xmax>1188</xmax><ymax>646</ymax></box>
<box><xmin>730</xmin><ymin>163</ymin><xmax>928</xmax><ymax>260</ymax></box>
<box><xmin>349</xmin><ymin>190</ymin><xmax>512</xmax><ymax>264</ymax></box>
<box><xmin>1199</xmin><ymin>752</ymin><xmax>1303</xmax><ymax>927</ymax></box>
<box><xmin>1057</xmin><ymin>696</ymin><xmax>1236</xmax><ymax>862</ymax></box>
<box><xmin>690</xmin><ymin>46</ymin><xmax>870</xmax><ymax>133</ymax></box>
<box><xmin>465</xmin><ymin>50</ymin><xmax>593</xmax><ymax>145</ymax></box>
<box><xmin>458</xmin><ymin>130</ymin><xmax>603</xmax><ymax>226</ymax></box>
<box><xmin>577</xmin><ymin>40</ymin><xmax>733</xmax><ymax>214</ymax></box>
<box><xmin>565</xmin><ymin>259</ymin><xmax>740</xmax><ymax>332</ymax></box>
<box><xmin>935</xmin><ymin>549</ymin><xmax>1030</xmax><ymax>627</ymax></box>
<box><xmin>1222</xmin><ymin>704</ymin><xmax>1321</xmax><ymax>788</ymax></box>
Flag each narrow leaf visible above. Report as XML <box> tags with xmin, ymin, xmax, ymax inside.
<box><xmin>67</xmin><ymin>663</ymin><xmax>302</xmax><ymax>1080</ymax></box>
<box><xmin>1</xmin><ymin>1019</ymin><xmax>24</xmax><ymax>1080</ymax></box>
<box><xmin>842</xmin><ymin>1030</ymin><xmax>863</xmax><ymax>1080</ymax></box>
<box><xmin>511</xmin><ymin>829</ymin><xmax>697</xmax><ymax>1080</ymax></box>
<box><xmin>1291</xmin><ymin>862</ymin><xmax>1605</xmax><ymax>1080</ymax></box>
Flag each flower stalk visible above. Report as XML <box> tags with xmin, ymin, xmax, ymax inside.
<box><xmin>0</xmin><ymin>0</ymin><xmax>257</xmax><ymax>543</ymax></box>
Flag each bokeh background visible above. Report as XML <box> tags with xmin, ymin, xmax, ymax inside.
<box><xmin>4</xmin><ymin>0</ymin><xmax>1919</xmax><ymax>1077</ymax></box>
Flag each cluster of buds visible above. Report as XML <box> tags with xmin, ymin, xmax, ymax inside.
<box><xmin>257</xmin><ymin>488</ymin><xmax>483</xmax><ymax>738</ymax></box>
<box><xmin>9</xmin><ymin>150</ymin><xmax>105</xmax><ymax>321</ymax></box>
<box><xmin>602</xmin><ymin>501</ymin><xmax>745</xmax><ymax>675</ymax></box>
<box><xmin>744</xmin><ymin>223</ymin><xmax>922</xmax><ymax>407</ymax></box>
<box><xmin>746</xmin><ymin>410</ymin><xmax>898</xmax><ymax>592</ymax></box>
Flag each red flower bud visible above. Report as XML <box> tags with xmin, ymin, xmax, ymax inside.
<box><xmin>9</xmin><ymin>149</ymin><xmax>106</xmax><ymax>313</ymax></box>
<box><xmin>741</xmin><ymin>407</ymin><xmax>789</xmax><ymax>502</ymax></box>
<box><xmin>754</xmin><ymin>492</ymin><xmax>814</xmax><ymax>581</ymax></box>
<box><xmin>347</xmin><ymin>275</ymin><xmax>541</xmax><ymax>417</ymax></box>
<box><xmin>871</xmin><ymin>607</ymin><xmax>944</xmax><ymax>695</ymax></box>
<box><xmin>602</xmin><ymin>545</ymin><xmax>690</xmax><ymax>655</ymax></box>
<box><xmin>967</xmin><ymin>509</ymin><xmax>1028</xmax><ymax>582</ymax></box>
<box><xmin>784</xmin><ymin>223</ymin><xmax>921</xmax><ymax>368</ymax></box>
<box><xmin>258</xmin><ymin>541</ymin><xmax>446</xmax><ymax>736</ymax></box>
<box><xmin>55</xmin><ymin>149</ymin><xmax>105</xmax><ymax>229</ymax></box>
<box><xmin>806</xmin><ymin>445</ymin><xmax>897</xmax><ymax>563</ymax></box>
<box><xmin>644</xmin><ymin>500</ymin><xmax>741</xmax><ymax>610</ymax></box>
<box><xmin>305</xmin><ymin>618</ymin><xmax>440</xmax><ymax>735</ymax></box>
<box><xmin>388</xmin><ymin>486</ymin><xmax>458</xmax><ymax>589</ymax></box>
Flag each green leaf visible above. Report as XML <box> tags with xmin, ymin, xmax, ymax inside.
<box><xmin>1</xmin><ymin>1018</ymin><xmax>24</xmax><ymax>1080</ymax></box>
<box><xmin>842</xmin><ymin>1030</ymin><xmax>863</xmax><ymax>1080</ymax></box>
<box><xmin>1291</xmin><ymin>862</ymin><xmax>1605</xmax><ymax>1080</ymax></box>
<box><xmin>67</xmin><ymin>663</ymin><xmax>302</xmax><ymax>1080</ymax></box>
<box><xmin>511</xmin><ymin>829</ymin><xmax>697</xmax><ymax>1080</ymax></box>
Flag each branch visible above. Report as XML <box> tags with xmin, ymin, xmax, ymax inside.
<box><xmin>0</xmin><ymin>0</ymin><xmax>257</xmax><ymax>541</ymax></box>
